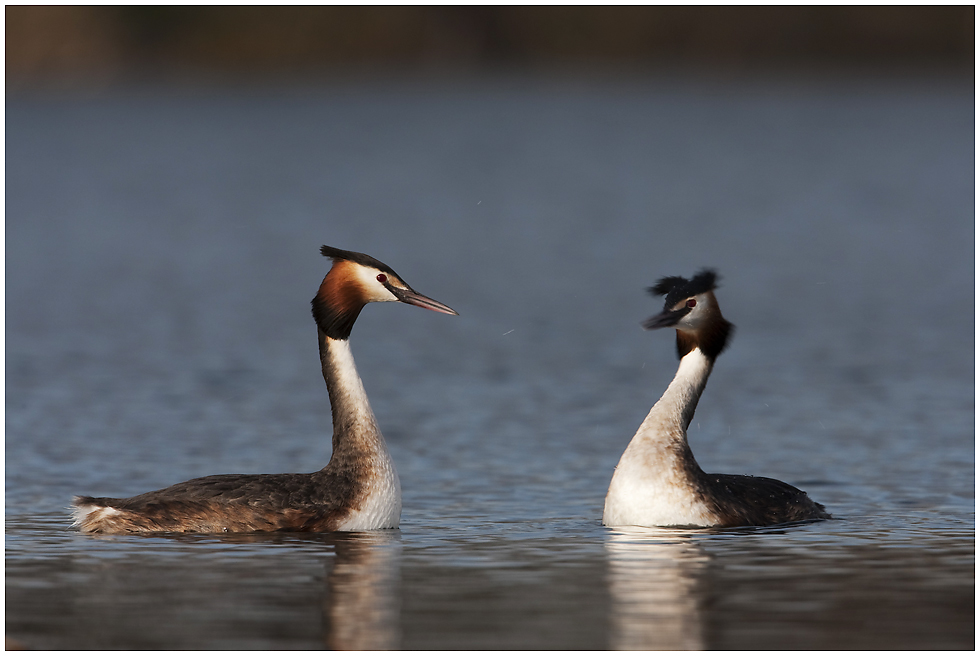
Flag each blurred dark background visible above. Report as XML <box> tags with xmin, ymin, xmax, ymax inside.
<box><xmin>6</xmin><ymin>5</ymin><xmax>973</xmax><ymax>86</ymax></box>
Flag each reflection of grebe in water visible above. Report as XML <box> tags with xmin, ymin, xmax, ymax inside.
<box><xmin>603</xmin><ymin>270</ymin><xmax>830</xmax><ymax>528</ymax></box>
<box><xmin>72</xmin><ymin>246</ymin><xmax>457</xmax><ymax>534</ymax></box>
<box><xmin>324</xmin><ymin>531</ymin><xmax>402</xmax><ymax>650</ymax></box>
<box><xmin>605</xmin><ymin>528</ymin><xmax>708</xmax><ymax>650</ymax></box>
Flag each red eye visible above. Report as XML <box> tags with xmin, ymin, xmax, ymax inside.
<box><xmin>376</xmin><ymin>273</ymin><xmax>388</xmax><ymax>283</ymax></box>
<box><xmin>686</xmin><ymin>299</ymin><xmax>697</xmax><ymax>308</ymax></box>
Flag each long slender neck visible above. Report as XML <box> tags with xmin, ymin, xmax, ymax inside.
<box><xmin>318</xmin><ymin>329</ymin><xmax>385</xmax><ymax>457</ymax></box>
<box><xmin>636</xmin><ymin>347</ymin><xmax>714</xmax><ymax>445</ymax></box>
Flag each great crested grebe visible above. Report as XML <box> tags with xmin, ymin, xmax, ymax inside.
<box><xmin>603</xmin><ymin>269</ymin><xmax>829</xmax><ymax>528</ymax></box>
<box><xmin>71</xmin><ymin>245</ymin><xmax>457</xmax><ymax>534</ymax></box>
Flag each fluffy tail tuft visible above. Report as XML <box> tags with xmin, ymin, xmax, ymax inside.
<box><xmin>70</xmin><ymin>496</ymin><xmax>120</xmax><ymax>532</ymax></box>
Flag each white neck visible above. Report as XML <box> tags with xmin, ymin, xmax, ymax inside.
<box><xmin>321</xmin><ymin>334</ymin><xmax>401</xmax><ymax>530</ymax></box>
<box><xmin>603</xmin><ymin>348</ymin><xmax>717</xmax><ymax>527</ymax></box>
<box><xmin>638</xmin><ymin>347</ymin><xmax>713</xmax><ymax>440</ymax></box>
<box><xmin>323</xmin><ymin>337</ymin><xmax>381</xmax><ymax>446</ymax></box>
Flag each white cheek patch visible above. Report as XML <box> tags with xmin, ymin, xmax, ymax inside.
<box><xmin>676</xmin><ymin>296</ymin><xmax>708</xmax><ymax>330</ymax></box>
<box><xmin>351</xmin><ymin>267</ymin><xmax>400</xmax><ymax>303</ymax></box>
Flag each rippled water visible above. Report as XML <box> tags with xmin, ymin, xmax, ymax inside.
<box><xmin>6</xmin><ymin>75</ymin><xmax>974</xmax><ymax>649</ymax></box>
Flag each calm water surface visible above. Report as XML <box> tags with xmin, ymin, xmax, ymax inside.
<box><xmin>6</xmin><ymin>75</ymin><xmax>974</xmax><ymax>649</ymax></box>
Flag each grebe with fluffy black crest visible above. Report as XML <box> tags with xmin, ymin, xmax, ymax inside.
<box><xmin>602</xmin><ymin>269</ymin><xmax>830</xmax><ymax>528</ymax></box>
<box><xmin>71</xmin><ymin>245</ymin><xmax>457</xmax><ymax>534</ymax></box>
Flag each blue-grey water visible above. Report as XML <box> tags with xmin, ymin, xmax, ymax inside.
<box><xmin>6</xmin><ymin>74</ymin><xmax>974</xmax><ymax>649</ymax></box>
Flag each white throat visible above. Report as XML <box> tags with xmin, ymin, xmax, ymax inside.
<box><xmin>642</xmin><ymin>347</ymin><xmax>713</xmax><ymax>436</ymax></box>
<box><xmin>327</xmin><ymin>338</ymin><xmax>379</xmax><ymax>433</ymax></box>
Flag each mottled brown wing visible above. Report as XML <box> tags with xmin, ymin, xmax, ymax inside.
<box><xmin>75</xmin><ymin>471</ymin><xmax>357</xmax><ymax>532</ymax></box>
<box><xmin>700</xmin><ymin>473</ymin><xmax>831</xmax><ymax>527</ymax></box>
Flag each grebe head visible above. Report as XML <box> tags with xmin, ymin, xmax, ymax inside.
<box><xmin>643</xmin><ymin>268</ymin><xmax>733</xmax><ymax>359</ymax></box>
<box><xmin>312</xmin><ymin>245</ymin><xmax>457</xmax><ymax>340</ymax></box>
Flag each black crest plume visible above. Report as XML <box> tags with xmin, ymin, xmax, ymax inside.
<box><xmin>319</xmin><ymin>245</ymin><xmax>400</xmax><ymax>278</ymax></box>
<box><xmin>650</xmin><ymin>269</ymin><xmax>719</xmax><ymax>309</ymax></box>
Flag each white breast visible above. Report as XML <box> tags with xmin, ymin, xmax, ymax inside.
<box><xmin>603</xmin><ymin>447</ymin><xmax>716</xmax><ymax>528</ymax></box>
<box><xmin>333</xmin><ymin>457</ymin><xmax>402</xmax><ymax>531</ymax></box>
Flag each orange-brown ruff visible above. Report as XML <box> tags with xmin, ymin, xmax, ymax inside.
<box><xmin>602</xmin><ymin>269</ymin><xmax>830</xmax><ymax>528</ymax></box>
<box><xmin>72</xmin><ymin>246</ymin><xmax>457</xmax><ymax>534</ymax></box>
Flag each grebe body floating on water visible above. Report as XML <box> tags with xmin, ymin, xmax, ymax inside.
<box><xmin>72</xmin><ymin>246</ymin><xmax>457</xmax><ymax>534</ymax></box>
<box><xmin>602</xmin><ymin>270</ymin><xmax>829</xmax><ymax>528</ymax></box>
